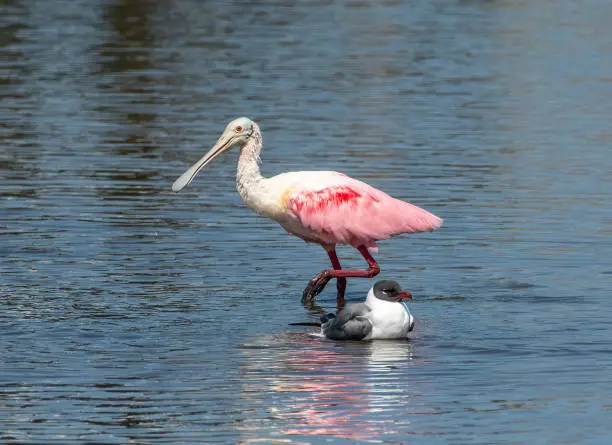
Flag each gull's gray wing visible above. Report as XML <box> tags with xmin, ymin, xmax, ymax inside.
<box><xmin>321</xmin><ymin>303</ymin><xmax>372</xmax><ymax>340</ymax></box>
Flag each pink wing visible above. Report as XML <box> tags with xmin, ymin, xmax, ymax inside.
<box><xmin>286</xmin><ymin>174</ymin><xmax>442</xmax><ymax>249</ymax></box>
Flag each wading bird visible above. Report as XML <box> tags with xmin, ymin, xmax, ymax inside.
<box><xmin>320</xmin><ymin>280</ymin><xmax>415</xmax><ymax>340</ymax></box>
<box><xmin>172</xmin><ymin>117</ymin><xmax>442</xmax><ymax>304</ymax></box>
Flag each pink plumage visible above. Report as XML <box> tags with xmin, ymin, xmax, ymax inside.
<box><xmin>286</xmin><ymin>173</ymin><xmax>442</xmax><ymax>250</ymax></box>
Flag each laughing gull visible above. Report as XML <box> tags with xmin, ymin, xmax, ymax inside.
<box><xmin>320</xmin><ymin>280</ymin><xmax>415</xmax><ymax>340</ymax></box>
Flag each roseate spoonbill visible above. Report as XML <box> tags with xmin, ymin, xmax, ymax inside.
<box><xmin>320</xmin><ymin>280</ymin><xmax>414</xmax><ymax>340</ymax></box>
<box><xmin>171</xmin><ymin>117</ymin><xmax>442</xmax><ymax>304</ymax></box>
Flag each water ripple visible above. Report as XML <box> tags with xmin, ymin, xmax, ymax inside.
<box><xmin>3</xmin><ymin>0</ymin><xmax>612</xmax><ymax>444</ymax></box>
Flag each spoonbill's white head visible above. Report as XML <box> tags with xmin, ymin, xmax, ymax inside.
<box><xmin>172</xmin><ymin>117</ymin><xmax>255</xmax><ymax>192</ymax></box>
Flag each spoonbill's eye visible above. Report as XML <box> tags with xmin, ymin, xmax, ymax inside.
<box><xmin>235</xmin><ymin>126</ymin><xmax>243</xmax><ymax>132</ymax></box>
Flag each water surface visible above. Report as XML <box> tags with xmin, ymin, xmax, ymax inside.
<box><xmin>2</xmin><ymin>0</ymin><xmax>612</xmax><ymax>443</ymax></box>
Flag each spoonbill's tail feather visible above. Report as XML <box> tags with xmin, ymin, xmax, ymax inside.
<box><xmin>385</xmin><ymin>197</ymin><xmax>443</xmax><ymax>234</ymax></box>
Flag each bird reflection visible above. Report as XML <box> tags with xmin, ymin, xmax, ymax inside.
<box><xmin>238</xmin><ymin>333</ymin><xmax>418</xmax><ymax>442</ymax></box>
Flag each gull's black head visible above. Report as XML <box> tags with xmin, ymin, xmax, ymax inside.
<box><xmin>373</xmin><ymin>280</ymin><xmax>412</xmax><ymax>302</ymax></box>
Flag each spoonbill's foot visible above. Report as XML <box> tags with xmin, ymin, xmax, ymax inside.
<box><xmin>302</xmin><ymin>271</ymin><xmax>332</xmax><ymax>305</ymax></box>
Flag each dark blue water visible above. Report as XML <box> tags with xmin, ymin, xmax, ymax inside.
<box><xmin>2</xmin><ymin>0</ymin><xmax>612</xmax><ymax>443</ymax></box>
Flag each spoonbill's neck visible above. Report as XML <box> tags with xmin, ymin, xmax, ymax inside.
<box><xmin>236</xmin><ymin>124</ymin><xmax>265</xmax><ymax>198</ymax></box>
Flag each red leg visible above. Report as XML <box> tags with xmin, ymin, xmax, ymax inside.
<box><xmin>327</xmin><ymin>249</ymin><xmax>346</xmax><ymax>301</ymax></box>
<box><xmin>302</xmin><ymin>245</ymin><xmax>381</xmax><ymax>304</ymax></box>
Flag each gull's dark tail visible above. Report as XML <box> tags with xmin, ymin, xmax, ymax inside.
<box><xmin>289</xmin><ymin>313</ymin><xmax>336</xmax><ymax>327</ymax></box>
<box><xmin>320</xmin><ymin>313</ymin><xmax>336</xmax><ymax>324</ymax></box>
